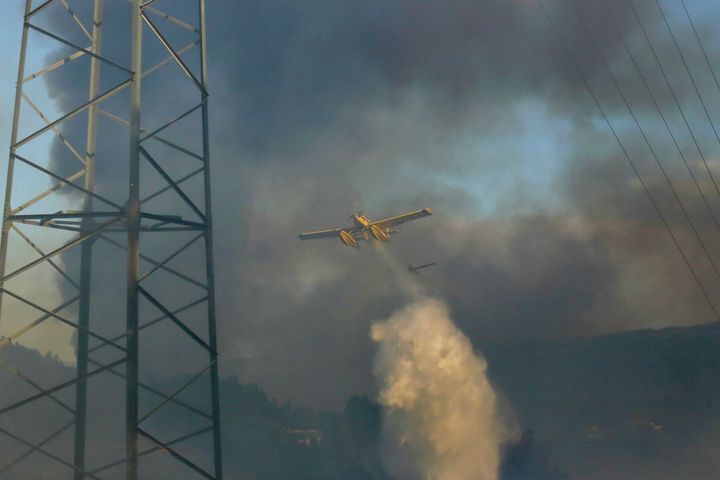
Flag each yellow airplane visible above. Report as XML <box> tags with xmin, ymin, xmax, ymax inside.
<box><xmin>298</xmin><ymin>208</ymin><xmax>433</xmax><ymax>248</ymax></box>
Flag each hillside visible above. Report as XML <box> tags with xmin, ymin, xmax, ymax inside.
<box><xmin>486</xmin><ymin>321</ymin><xmax>720</xmax><ymax>480</ymax></box>
<box><xmin>1</xmin><ymin>322</ymin><xmax>719</xmax><ymax>478</ymax></box>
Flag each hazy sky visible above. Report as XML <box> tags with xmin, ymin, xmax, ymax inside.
<box><xmin>3</xmin><ymin>0</ymin><xmax>720</xmax><ymax>411</ymax></box>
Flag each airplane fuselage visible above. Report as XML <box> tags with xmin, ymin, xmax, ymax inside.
<box><xmin>351</xmin><ymin>214</ymin><xmax>372</xmax><ymax>228</ymax></box>
<box><xmin>351</xmin><ymin>214</ymin><xmax>391</xmax><ymax>242</ymax></box>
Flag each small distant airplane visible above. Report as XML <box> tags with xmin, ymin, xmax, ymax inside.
<box><xmin>298</xmin><ymin>208</ymin><xmax>432</xmax><ymax>248</ymax></box>
<box><xmin>408</xmin><ymin>262</ymin><xmax>436</xmax><ymax>274</ymax></box>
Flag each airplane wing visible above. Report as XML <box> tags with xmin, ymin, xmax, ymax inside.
<box><xmin>372</xmin><ymin>208</ymin><xmax>432</xmax><ymax>230</ymax></box>
<box><xmin>298</xmin><ymin>226</ymin><xmax>358</xmax><ymax>240</ymax></box>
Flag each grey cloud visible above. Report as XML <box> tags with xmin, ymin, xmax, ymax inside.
<box><xmin>28</xmin><ymin>0</ymin><xmax>720</xmax><ymax>411</ymax></box>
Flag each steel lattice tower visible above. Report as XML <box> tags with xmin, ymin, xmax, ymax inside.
<box><xmin>0</xmin><ymin>1</ymin><xmax>223</xmax><ymax>478</ymax></box>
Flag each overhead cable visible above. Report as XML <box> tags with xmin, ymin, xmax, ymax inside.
<box><xmin>536</xmin><ymin>0</ymin><xmax>720</xmax><ymax>321</ymax></box>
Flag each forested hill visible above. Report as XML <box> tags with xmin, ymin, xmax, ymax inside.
<box><xmin>3</xmin><ymin>321</ymin><xmax>719</xmax><ymax>479</ymax></box>
<box><xmin>486</xmin><ymin>321</ymin><xmax>720</xmax><ymax>480</ymax></box>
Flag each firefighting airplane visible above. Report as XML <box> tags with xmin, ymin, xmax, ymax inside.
<box><xmin>298</xmin><ymin>208</ymin><xmax>432</xmax><ymax>248</ymax></box>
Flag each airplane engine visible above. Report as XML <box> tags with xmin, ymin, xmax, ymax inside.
<box><xmin>339</xmin><ymin>230</ymin><xmax>358</xmax><ymax>247</ymax></box>
<box><xmin>370</xmin><ymin>224</ymin><xmax>390</xmax><ymax>241</ymax></box>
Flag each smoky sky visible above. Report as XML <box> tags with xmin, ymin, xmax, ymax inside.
<box><xmin>27</xmin><ymin>0</ymin><xmax>720</xmax><ymax>409</ymax></box>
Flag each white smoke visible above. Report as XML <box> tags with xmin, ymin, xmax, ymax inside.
<box><xmin>371</xmin><ymin>297</ymin><xmax>513</xmax><ymax>480</ymax></box>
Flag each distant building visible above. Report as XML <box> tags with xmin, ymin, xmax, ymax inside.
<box><xmin>287</xmin><ymin>429</ymin><xmax>323</xmax><ymax>446</ymax></box>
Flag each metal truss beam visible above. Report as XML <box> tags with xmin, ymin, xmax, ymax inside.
<box><xmin>0</xmin><ymin>426</ymin><xmax>102</xmax><ymax>480</ymax></box>
<box><xmin>0</xmin><ymin>353</ymin><xmax>75</xmax><ymax>415</ymax></box>
<box><xmin>200</xmin><ymin>0</ymin><xmax>224</xmax><ymax>474</ymax></box>
<box><xmin>14</xmin><ymin>78</ymin><xmax>132</xmax><ymax>149</ymax></box>
<box><xmin>75</xmin><ymin>3</ymin><xmax>104</xmax><ymax>475</ymax></box>
<box><xmin>142</xmin><ymin>212</ymin><xmax>207</xmax><ymax>230</ymax></box>
<box><xmin>140</xmin><ymin>146</ymin><xmax>206</xmax><ymax>220</ymax></box>
<box><xmin>0</xmin><ymin>295</ymin><xmax>79</xmax><ymax>346</ymax></box>
<box><xmin>11</xmin><ymin>169</ymin><xmax>85</xmax><ymax>215</ymax></box>
<box><xmin>0</xmin><ymin>287</ymin><xmax>126</xmax><ymax>353</ymax></box>
<box><xmin>99</xmin><ymin>107</ymin><xmax>204</xmax><ymax>162</ymax></box>
<box><xmin>141</xmin><ymin>11</ymin><xmax>206</xmax><ymax>94</ymax></box>
<box><xmin>11</xmin><ymin>154</ymin><xmax>120</xmax><ymax>209</ymax></box>
<box><xmin>0</xmin><ymin>419</ymin><xmax>75</xmax><ymax>475</ymax></box>
<box><xmin>9</xmin><ymin>212</ymin><xmax>122</xmax><ymax>221</ymax></box>
<box><xmin>86</xmin><ymin>296</ymin><xmax>208</xmax><ymax>355</ymax></box>
<box><xmin>138</xmin><ymin>427</ymin><xmax>214</xmax><ymax>479</ymax></box>
<box><xmin>23</xmin><ymin>48</ymin><xmax>87</xmax><ymax>83</ymax></box>
<box><xmin>138</xmin><ymin>232</ymin><xmax>203</xmax><ymax>282</ymax></box>
<box><xmin>140</xmin><ymin>103</ymin><xmax>204</xmax><ymax>143</ymax></box>
<box><xmin>11</xmin><ymin>224</ymin><xmax>81</xmax><ymax>290</ymax></box>
<box><xmin>0</xmin><ymin>0</ymin><xmax>33</xmax><ymax>326</ymax></box>
<box><xmin>26</xmin><ymin>23</ymin><xmax>132</xmax><ymax>75</ymax></box>
<box><xmin>99</xmin><ymin>234</ymin><xmax>208</xmax><ymax>288</ymax></box>
<box><xmin>139</xmin><ymin>361</ymin><xmax>213</xmax><ymax>424</ymax></box>
<box><xmin>126</xmin><ymin>3</ymin><xmax>143</xmax><ymax>476</ymax></box>
<box><xmin>138</xmin><ymin>286</ymin><xmax>214</xmax><ymax>354</ymax></box>
<box><xmin>142</xmin><ymin>167</ymin><xmax>204</xmax><ymax>204</ymax></box>
<box><xmin>140</xmin><ymin>0</ymin><xmax>162</xmax><ymax>9</ymax></box>
<box><xmin>87</xmin><ymin>356</ymin><xmax>213</xmax><ymax>421</ymax></box>
<box><xmin>0</xmin><ymin>357</ymin><xmax>126</xmax><ymax>417</ymax></box>
<box><xmin>22</xmin><ymin>93</ymin><xmax>86</xmax><ymax>165</ymax></box>
<box><xmin>26</xmin><ymin>0</ymin><xmax>56</xmax><ymax>19</ymax></box>
<box><xmin>0</xmin><ymin>1</ymin><xmax>224</xmax><ymax>477</ymax></box>
<box><xmin>59</xmin><ymin>0</ymin><xmax>92</xmax><ymax>40</ymax></box>
<box><xmin>88</xmin><ymin>426</ymin><xmax>213</xmax><ymax>475</ymax></box>
<box><xmin>145</xmin><ymin>6</ymin><xmax>199</xmax><ymax>33</ymax></box>
<box><xmin>0</xmin><ymin>215</ymin><xmax>121</xmax><ymax>284</ymax></box>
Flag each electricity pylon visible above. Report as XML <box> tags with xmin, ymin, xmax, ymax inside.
<box><xmin>0</xmin><ymin>1</ymin><xmax>223</xmax><ymax>478</ymax></box>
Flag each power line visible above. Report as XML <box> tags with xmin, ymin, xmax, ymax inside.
<box><xmin>654</xmin><ymin>0</ymin><xmax>720</xmax><ymax>161</ymax></box>
<box><xmin>568</xmin><ymin>0</ymin><xmax>720</xmax><ymax>284</ymax></box>
<box><xmin>600</xmin><ymin>0</ymin><xmax>720</xmax><ymax>237</ymax></box>
<box><xmin>536</xmin><ymin>0</ymin><xmax>720</xmax><ymax>321</ymax></box>
<box><xmin>625</xmin><ymin>0</ymin><xmax>720</xmax><ymax>202</ymax></box>
<box><xmin>680</xmin><ymin>0</ymin><xmax>720</xmax><ymax>124</ymax></box>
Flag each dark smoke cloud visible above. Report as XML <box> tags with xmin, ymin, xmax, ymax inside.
<box><xmin>31</xmin><ymin>0</ymin><xmax>720</xmax><ymax>410</ymax></box>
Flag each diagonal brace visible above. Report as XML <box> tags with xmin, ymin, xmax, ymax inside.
<box><xmin>139</xmin><ymin>361</ymin><xmax>214</xmax><ymax>424</ymax></box>
<box><xmin>22</xmin><ymin>93</ymin><xmax>86</xmax><ymax>165</ymax></box>
<box><xmin>138</xmin><ymin>428</ymin><xmax>215</xmax><ymax>479</ymax></box>
<box><xmin>0</xmin><ymin>287</ymin><xmax>125</xmax><ymax>353</ymax></box>
<box><xmin>58</xmin><ymin>0</ymin><xmax>92</xmax><ymax>40</ymax></box>
<box><xmin>11</xmin><ymin>154</ymin><xmax>120</xmax><ymax>209</ymax></box>
<box><xmin>139</xmin><ymin>103</ymin><xmax>204</xmax><ymax>143</ymax></box>
<box><xmin>25</xmin><ymin>0</ymin><xmax>55</xmax><ymax>19</ymax></box>
<box><xmin>139</xmin><ymin>146</ymin><xmax>206</xmax><ymax>221</ymax></box>
<box><xmin>0</xmin><ymin>419</ymin><xmax>75</xmax><ymax>474</ymax></box>
<box><xmin>26</xmin><ymin>23</ymin><xmax>132</xmax><ymax>75</ymax></box>
<box><xmin>138</xmin><ymin>286</ymin><xmax>215</xmax><ymax>354</ymax></box>
<box><xmin>0</xmin><ymin>357</ymin><xmax>126</xmax><ymax>416</ymax></box>
<box><xmin>0</xmin><ymin>353</ymin><xmax>75</xmax><ymax>415</ymax></box>
<box><xmin>11</xmin><ymin>224</ymin><xmax>80</xmax><ymax>290</ymax></box>
<box><xmin>1</xmin><ymin>215</ymin><xmax>121</xmax><ymax>284</ymax></box>
<box><xmin>139</xmin><ymin>232</ymin><xmax>204</xmax><ymax>283</ymax></box>
<box><xmin>87</xmin><ymin>296</ymin><xmax>207</xmax><ymax>355</ymax></box>
<box><xmin>142</xmin><ymin>167</ymin><xmax>204</xmax><ymax>204</ymax></box>
<box><xmin>14</xmin><ymin>78</ymin><xmax>132</xmax><ymax>149</ymax></box>
<box><xmin>141</xmin><ymin>12</ymin><xmax>207</xmax><ymax>95</ymax></box>
<box><xmin>1</xmin><ymin>296</ymin><xmax>79</xmax><ymax>347</ymax></box>
<box><xmin>0</xmin><ymin>426</ymin><xmax>103</xmax><ymax>480</ymax></box>
<box><xmin>99</xmin><ymin>234</ymin><xmax>207</xmax><ymax>289</ymax></box>
<box><xmin>88</xmin><ymin>426</ymin><xmax>213</xmax><ymax>475</ymax></box>
<box><xmin>24</xmin><ymin>48</ymin><xmax>87</xmax><ymax>83</ymax></box>
<box><xmin>145</xmin><ymin>6</ymin><xmax>199</xmax><ymax>33</ymax></box>
<box><xmin>11</xmin><ymin>169</ymin><xmax>85</xmax><ymax>215</ymax></box>
<box><xmin>87</xmin><ymin>357</ymin><xmax>212</xmax><ymax>421</ymax></box>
